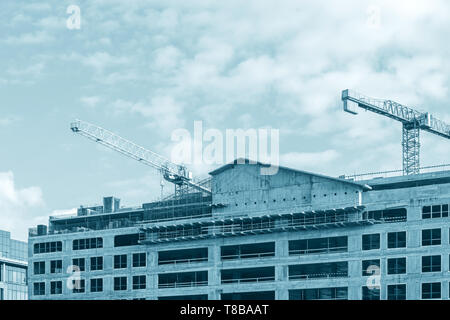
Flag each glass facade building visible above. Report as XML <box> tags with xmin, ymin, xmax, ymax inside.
<box><xmin>0</xmin><ymin>230</ymin><xmax>28</xmax><ymax>300</ymax></box>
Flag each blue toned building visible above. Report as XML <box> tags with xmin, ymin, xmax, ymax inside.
<box><xmin>27</xmin><ymin>160</ymin><xmax>450</xmax><ymax>300</ymax></box>
<box><xmin>0</xmin><ymin>230</ymin><xmax>28</xmax><ymax>300</ymax></box>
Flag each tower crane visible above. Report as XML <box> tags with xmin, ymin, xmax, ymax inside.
<box><xmin>342</xmin><ymin>89</ymin><xmax>450</xmax><ymax>175</ymax></box>
<box><xmin>70</xmin><ymin>119</ymin><xmax>211</xmax><ymax>197</ymax></box>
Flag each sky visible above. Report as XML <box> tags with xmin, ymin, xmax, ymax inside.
<box><xmin>0</xmin><ymin>0</ymin><xmax>449</xmax><ymax>241</ymax></box>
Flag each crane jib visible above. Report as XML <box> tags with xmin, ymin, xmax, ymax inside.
<box><xmin>342</xmin><ymin>89</ymin><xmax>450</xmax><ymax>175</ymax></box>
<box><xmin>71</xmin><ymin>119</ymin><xmax>212</xmax><ymax>196</ymax></box>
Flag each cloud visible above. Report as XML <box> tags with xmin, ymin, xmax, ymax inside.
<box><xmin>280</xmin><ymin>150</ymin><xmax>340</xmax><ymax>173</ymax></box>
<box><xmin>0</xmin><ymin>116</ymin><xmax>20</xmax><ymax>127</ymax></box>
<box><xmin>4</xmin><ymin>31</ymin><xmax>53</xmax><ymax>44</ymax></box>
<box><xmin>51</xmin><ymin>208</ymin><xmax>77</xmax><ymax>216</ymax></box>
<box><xmin>80</xmin><ymin>96</ymin><xmax>102</xmax><ymax>108</ymax></box>
<box><xmin>7</xmin><ymin>62</ymin><xmax>45</xmax><ymax>77</ymax></box>
<box><xmin>81</xmin><ymin>52</ymin><xmax>130</xmax><ymax>72</ymax></box>
<box><xmin>0</xmin><ymin>171</ymin><xmax>45</xmax><ymax>241</ymax></box>
<box><xmin>112</xmin><ymin>96</ymin><xmax>185</xmax><ymax>135</ymax></box>
<box><xmin>1</xmin><ymin>0</ymin><xmax>450</xmax><ymax>214</ymax></box>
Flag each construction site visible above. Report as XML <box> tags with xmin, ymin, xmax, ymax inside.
<box><xmin>26</xmin><ymin>89</ymin><xmax>450</xmax><ymax>300</ymax></box>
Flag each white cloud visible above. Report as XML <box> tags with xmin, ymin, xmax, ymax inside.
<box><xmin>7</xmin><ymin>62</ymin><xmax>45</xmax><ymax>77</ymax></box>
<box><xmin>51</xmin><ymin>208</ymin><xmax>77</xmax><ymax>216</ymax></box>
<box><xmin>2</xmin><ymin>0</ymin><xmax>450</xmax><ymax>212</ymax></box>
<box><xmin>0</xmin><ymin>171</ymin><xmax>45</xmax><ymax>241</ymax></box>
<box><xmin>280</xmin><ymin>150</ymin><xmax>340</xmax><ymax>173</ymax></box>
<box><xmin>112</xmin><ymin>96</ymin><xmax>185</xmax><ymax>135</ymax></box>
<box><xmin>0</xmin><ymin>116</ymin><xmax>20</xmax><ymax>127</ymax></box>
<box><xmin>5</xmin><ymin>31</ymin><xmax>53</xmax><ymax>44</ymax></box>
<box><xmin>80</xmin><ymin>96</ymin><xmax>102</xmax><ymax>108</ymax></box>
<box><xmin>82</xmin><ymin>52</ymin><xmax>130</xmax><ymax>72</ymax></box>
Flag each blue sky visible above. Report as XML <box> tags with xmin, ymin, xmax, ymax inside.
<box><xmin>1</xmin><ymin>0</ymin><xmax>449</xmax><ymax>240</ymax></box>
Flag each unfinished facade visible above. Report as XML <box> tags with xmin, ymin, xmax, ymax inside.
<box><xmin>27</xmin><ymin>160</ymin><xmax>450</xmax><ymax>300</ymax></box>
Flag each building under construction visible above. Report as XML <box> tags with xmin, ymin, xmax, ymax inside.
<box><xmin>27</xmin><ymin>90</ymin><xmax>450</xmax><ymax>300</ymax></box>
<box><xmin>27</xmin><ymin>160</ymin><xmax>450</xmax><ymax>300</ymax></box>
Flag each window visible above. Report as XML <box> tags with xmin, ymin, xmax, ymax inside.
<box><xmin>90</xmin><ymin>257</ymin><xmax>103</xmax><ymax>271</ymax></box>
<box><xmin>422</xmin><ymin>282</ymin><xmax>441</xmax><ymax>299</ymax></box>
<box><xmin>422</xmin><ymin>255</ymin><xmax>441</xmax><ymax>273</ymax></box>
<box><xmin>114</xmin><ymin>277</ymin><xmax>127</xmax><ymax>291</ymax></box>
<box><xmin>364</xmin><ymin>208</ymin><xmax>407</xmax><ymax>222</ymax></box>
<box><xmin>114</xmin><ymin>234</ymin><xmax>139</xmax><ymax>247</ymax></box>
<box><xmin>50</xmin><ymin>260</ymin><xmax>62</xmax><ymax>274</ymax></box>
<box><xmin>33</xmin><ymin>241</ymin><xmax>62</xmax><ymax>254</ymax></box>
<box><xmin>114</xmin><ymin>254</ymin><xmax>127</xmax><ymax>269</ymax></box>
<box><xmin>133</xmin><ymin>253</ymin><xmax>146</xmax><ymax>268</ymax></box>
<box><xmin>387</xmin><ymin>231</ymin><xmax>406</xmax><ymax>249</ymax></box>
<box><xmin>73</xmin><ymin>237</ymin><xmax>103</xmax><ymax>250</ymax></box>
<box><xmin>72</xmin><ymin>258</ymin><xmax>85</xmax><ymax>272</ymax></box>
<box><xmin>91</xmin><ymin>278</ymin><xmax>103</xmax><ymax>293</ymax></box>
<box><xmin>34</xmin><ymin>261</ymin><xmax>45</xmax><ymax>275</ymax></box>
<box><xmin>222</xmin><ymin>242</ymin><xmax>276</xmax><ymax>259</ymax></box>
<box><xmin>422</xmin><ymin>204</ymin><xmax>449</xmax><ymax>219</ymax></box>
<box><xmin>33</xmin><ymin>282</ymin><xmax>45</xmax><ymax>296</ymax></box>
<box><xmin>159</xmin><ymin>271</ymin><xmax>208</xmax><ymax>289</ymax></box>
<box><xmin>387</xmin><ymin>284</ymin><xmax>406</xmax><ymax>300</ymax></box>
<box><xmin>362</xmin><ymin>286</ymin><xmax>380</xmax><ymax>300</ymax></box>
<box><xmin>289</xmin><ymin>262</ymin><xmax>348</xmax><ymax>280</ymax></box>
<box><xmin>288</xmin><ymin>237</ymin><xmax>347</xmax><ymax>255</ymax></box>
<box><xmin>422</xmin><ymin>228</ymin><xmax>441</xmax><ymax>246</ymax></box>
<box><xmin>50</xmin><ymin>281</ymin><xmax>62</xmax><ymax>295</ymax></box>
<box><xmin>73</xmin><ymin>279</ymin><xmax>85</xmax><ymax>293</ymax></box>
<box><xmin>289</xmin><ymin>287</ymin><xmax>348</xmax><ymax>300</ymax></box>
<box><xmin>362</xmin><ymin>259</ymin><xmax>380</xmax><ymax>276</ymax></box>
<box><xmin>222</xmin><ymin>267</ymin><xmax>275</xmax><ymax>284</ymax></box>
<box><xmin>387</xmin><ymin>257</ymin><xmax>406</xmax><ymax>274</ymax></box>
<box><xmin>159</xmin><ymin>248</ymin><xmax>208</xmax><ymax>265</ymax></box>
<box><xmin>362</xmin><ymin>234</ymin><xmax>380</xmax><ymax>250</ymax></box>
<box><xmin>133</xmin><ymin>275</ymin><xmax>146</xmax><ymax>290</ymax></box>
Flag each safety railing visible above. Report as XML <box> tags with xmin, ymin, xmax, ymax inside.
<box><xmin>289</xmin><ymin>246</ymin><xmax>348</xmax><ymax>256</ymax></box>
<box><xmin>158</xmin><ymin>281</ymin><xmax>208</xmax><ymax>289</ymax></box>
<box><xmin>221</xmin><ymin>252</ymin><xmax>275</xmax><ymax>260</ymax></box>
<box><xmin>289</xmin><ymin>273</ymin><xmax>348</xmax><ymax>281</ymax></box>
<box><xmin>221</xmin><ymin>276</ymin><xmax>275</xmax><ymax>285</ymax></box>
<box><xmin>158</xmin><ymin>257</ymin><xmax>208</xmax><ymax>265</ymax></box>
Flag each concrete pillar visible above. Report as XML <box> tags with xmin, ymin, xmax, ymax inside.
<box><xmin>207</xmin><ymin>244</ymin><xmax>221</xmax><ymax>300</ymax></box>
<box><xmin>209</xmin><ymin>245</ymin><xmax>221</xmax><ymax>286</ymax></box>
<box><xmin>276</xmin><ymin>239</ymin><xmax>288</xmax><ymax>258</ymax></box>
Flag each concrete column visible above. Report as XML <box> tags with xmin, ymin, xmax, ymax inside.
<box><xmin>208</xmin><ymin>244</ymin><xmax>222</xmax><ymax>300</ymax></box>
<box><xmin>276</xmin><ymin>287</ymin><xmax>289</xmax><ymax>300</ymax></box>
<box><xmin>348</xmin><ymin>234</ymin><xmax>360</xmax><ymax>252</ymax></box>
<box><xmin>148</xmin><ymin>250</ymin><xmax>158</xmax><ymax>290</ymax></box>
<box><xmin>349</xmin><ymin>284</ymin><xmax>360</xmax><ymax>300</ymax></box>
<box><xmin>348</xmin><ymin>259</ymin><xmax>360</xmax><ymax>279</ymax></box>
<box><xmin>208</xmin><ymin>245</ymin><xmax>221</xmax><ymax>286</ymax></box>
<box><xmin>276</xmin><ymin>239</ymin><xmax>288</xmax><ymax>258</ymax></box>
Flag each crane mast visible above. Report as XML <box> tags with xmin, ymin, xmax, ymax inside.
<box><xmin>70</xmin><ymin>119</ymin><xmax>211</xmax><ymax>197</ymax></box>
<box><xmin>342</xmin><ymin>89</ymin><xmax>450</xmax><ymax>175</ymax></box>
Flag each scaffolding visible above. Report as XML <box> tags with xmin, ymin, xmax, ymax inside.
<box><xmin>139</xmin><ymin>206</ymin><xmax>371</xmax><ymax>244</ymax></box>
